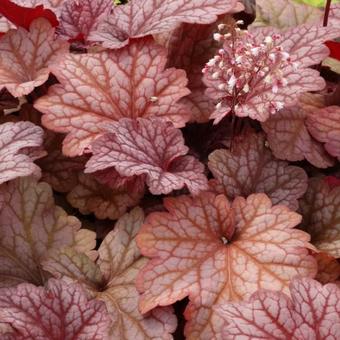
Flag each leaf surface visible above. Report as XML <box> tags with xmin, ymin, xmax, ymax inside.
<box><xmin>67</xmin><ymin>173</ymin><xmax>144</xmax><ymax>220</ymax></box>
<box><xmin>86</xmin><ymin>118</ymin><xmax>208</xmax><ymax>195</ymax></box>
<box><xmin>0</xmin><ymin>177</ymin><xmax>84</xmax><ymax>287</ymax></box>
<box><xmin>0</xmin><ymin>121</ymin><xmax>44</xmax><ymax>184</ymax></box>
<box><xmin>34</xmin><ymin>37</ymin><xmax>190</xmax><ymax>156</ymax></box>
<box><xmin>262</xmin><ymin>102</ymin><xmax>334</xmax><ymax>168</ymax></box>
<box><xmin>0</xmin><ymin>0</ymin><xmax>58</xmax><ymax>30</ymax></box>
<box><xmin>208</xmin><ymin>131</ymin><xmax>308</xmax><ymax>210</ymax></box>
<box><xmin>137</xmin><ymin>193</ymin><xmax>316</xmax><ymax>338</ymax></box>
<box><xmin>219</xmin><ymin>277</ymin><xmax>340</xmax><ymax>340</ymax></box>
<box><xmin>90</xmin><ymin>0</ymin><xmax>240</xmax><ymax>49</ymax></box>
<box><xmin>306</xmin><ymin>106</ymin><xmax>340</xmax><ymax>160</ymax></box>
<box><xmin>59</xmin><ymin>0</ymin><xmax>113</xmax><ymax>42</ymax></box>
<box><xmin>0</xmin><ymin>278</ymin><xmax>111</xmax><ymax>339</ymax></box>
<box><xmin>300</xmin><ymin>177</ymin><xmax>340</xmax><ymax>258</ymax></box>
<box><xmin>0</xmin><ymin>18</ymin><xmax>68</xmax><ymax>97</ymax></box>
<box><xmin>43</xmin><ymin>208</ymin><xmax>177</xmax><ymax>340</ymax></box>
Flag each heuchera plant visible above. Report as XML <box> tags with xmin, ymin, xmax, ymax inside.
<box><xmin>0</xmin><ymin>0</ymin><xmax>339</xmax><ymax>339</ymax></box>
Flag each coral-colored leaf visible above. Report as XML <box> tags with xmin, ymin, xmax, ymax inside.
<box><xmin>34</xmin><ymin>37</ymin><xmax>190</xmax><ymax>156</ymax></box>
<box><xmin>43</xmin><ymin>208</ymin><xmax>177</xmax><ymax>340</ymax></box>
<box><xmin>208</xmin><ymin>131</ymin><xmax>308</xmax><ymax>210</ymax></box>
<box><xmin>58</xmin><ymin>0</ymin><xmax>113</xmax><ymax>43</ymax></box>
<box><xmin>137</xmin><ymin>193</ymin><xmax>316</xmax><ymax>338</ymax></box>
<box><xmin>0</xmin><ymin>18</ymin><xmax>68</xmax><ymax>97</ymax></box>
<box><xmin>0</xmin><ymin>121</ymin><xmax>44</xmax><ymax>184</ymax></box>
<box><xmin>86</xmin><ymin>118</ymin><xmax>208</xmax><ymax>195</ymax></box>
<box><xmin>300</xmin><ymin>177</ymin><xmax>340</xmax><ymax>258</ymax></box>
<box><xmin>89</xmin><ymin>0</ymin><xmax>241</xmax><ymax>49</ymax></box>
<box><xmin>306</xmin><ymin>106</ymin><xmax>340</xmax><ymax>160</ymax></box>
<box><xmin>253</xmin><ymin>0</ymin><xmax>322</xmax><ymax>28</ymax></box>
<box><xmin>67</xmin><ymin>173</ymin><xmax>144</xmax><ymax>220</ymax></box>
<box><xmin>262</xmin><ymin>100</ymin><xmax>334</xmax><ymax>168</ymax></box>
<box><xmin>219</xmin><ymin>277</ymin><xmax>340</xmax><ymax>340</ymax></box>
<box><xmin>0</xmin><ymin>0</ymin><xmax>58</xmax><ymax>30</ymax></box>
<box><xmin>0</xmin><ymin>176</ymin><xmax>85</xmax><ymax>287</ymax></box>
<box><xmin>0</xmin><ymin>279</ymin><xmax>111</xmax><ymax>339</ymax></box>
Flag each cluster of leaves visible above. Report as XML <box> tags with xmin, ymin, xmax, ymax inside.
<box><xmin>0</xmin><ymin>0</ymin><xmax>339</xmax><ymax>339</ymax></box>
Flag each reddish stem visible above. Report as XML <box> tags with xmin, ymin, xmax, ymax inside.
<box><xmin>323</xmin><ymin>0</ymin><xmax>332</xmax><ymax>27</ymax></box>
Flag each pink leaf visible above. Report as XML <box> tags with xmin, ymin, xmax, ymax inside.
<box><xmin>0</xmin><ymin>18</ymin><xmax>69</xmax><ymax>97</ymax></box>
<box><xmin>86</xmin><ymin>118</ymin><xmax>208</xmax><ymax>195</ymax></box>
<box><xmin>34</xmin><ymin>37</ymin><xmax>190</xmax><ymax>156</ymax></box>
<box><xmin>0</xmin><ymin>177</ymin><xmax>84</xmax><ymax>287</ymax></box>
<box><xmin>0</xmin><ymin>279</ymin><xmax>111</xmax><ymax>339</ymax></box>
<box><xmin>89</xmin><ymin>0</ymin><xmax>241</xmax><ymax>49</ymax></box>
<box><xmin>43</xmin><ymin>208</ymin><xmax>177</xmax><ymax>340</ymax></box>
<box><xmin>208</xmin><ymin>130</ymin><xmax>308</xmax><ymax>210</ymax></box>
<box><xmin>262</xmin><ymin>96</ymin><xmax>335</xmax><ymax>168</ymax></box>
<box><xmin>306</xmin><ymin>106</ymin><xmax>340</xmax><ymax>161</ymax></box>
<box><xmin>67</xmin><ymin>173</ymin><xmax>144</xmax><ymax>220</ymax></box>
<box><xmin>218</xmin><ymin>277</ymin><xmax>340</xmax><ymax>340</ymax></box>
<box><xmin>203</xmin><ymin>22</ymin><xmax>339</xmax><ymax>123</ymax></box>
<box><xmin>165</xmin><ymin>17</ymin><xmax>233</xmax><ymax>123</ymax></box>
<box><xmin>58</xmin><ymin>0</ymin><xmax>113</xmax><ymax>43</ymax></box>
<box><xmin>137</xmin><ymin>193</ymin><xmax>316</xmax><ymax>338</ymax></box>
<box><xmin>300</xmin><ymin>177</ymin><xmax>340</xmax><ymax>258</ymax></box>
<box><xmin>0</xmin><ymin>121</ymin><xmax>44</xmax><ymax>184</ymax></box>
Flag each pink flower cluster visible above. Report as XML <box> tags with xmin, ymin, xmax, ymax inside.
<box><xmin>203</xmin><ymin>23</ymin><xmax>297</xmax><ymax>123</ymax></box>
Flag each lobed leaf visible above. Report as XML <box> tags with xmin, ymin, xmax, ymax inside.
<box><xmin>0</xmin><ymin>278</ymin><xmax>111</xmax><ymax>339</ymax></box>
<box><xmin>137</xmin><ymin>193</ymin><xmax>316</xmax><ymax>339</ymax></box>
<box><xmin>262</xmin><ymin>100</ymin><xmax>335</xmax><ymax>168</ymax></box>
<box><xmin>0</xmin><ymin>177</ymin><xmax>85</xmax><ymax>287</ymax></box>
<box><xmin>218</xmin><ymin>277</ymin><xmax>340</xmax><ymax>340</ymax></box>
<box><xmin>86</xmin><ymin>117</ymin><xmax>208</xmax><ymax>195</ymax></box>
<box><xmin>58</xmin><ymin>0</ymin><xmax>113</xmax><ymax>43</ymax></box>
<box><xmin>300</xmin><ymin>177</ymin><xmax>340</xmax><ymax>258</ymax></box>
<box><xmin>306</xmin><ymin>106</ymin><xmax>340</xmax><ymax>161</ymax></box>
<box><xmin>89</xmin><ymin>0</ymin><xmax>241</xmax><ymax>49</ymax></box>
<box><xmin>67</xmin><ymin>173</ymin><xmax>144</xmax><ymax>220</ymax></box>
<box><xmin>34</xmin><ymin>37</ymin><xmax>190</xmax><ymax>156</ymax></box>
<box><xmin>208</xmin><ymin>131</ymin><xmax>308</xmax><ymax>210</ymax></box>
<box><xmin>0</xmin><ymin>121</ymin><xmax>44</xmax><ymax>184</ymax></box>
<box><xmin>43</xmin><ymin>208</ymin><xmax>177</xmax><ymax>340</ymax></box>
<box><xmin>0</xmin><ymin>18</ymin><xmax>69</xmax><ymax>97</ymax></box>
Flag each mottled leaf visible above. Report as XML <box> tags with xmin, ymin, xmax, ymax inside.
<box><xmin>0</xmin><ymin>121</ymin><xmax>44</xmax><ymax>184</ymax></box>
<box><xmin>137</xmin><ymin>193</ymin><xmax>316</xmax><ymax>339</ymax></box>
<box><xmin>58</xmin><ymin>0</ymin><xmax>113</xmax><ymax>42</ymax></box>
<box><xmin>86</xmin><ymin>118</ymin><xmax>208</xmax><ymax>195</ymax></box>
<box><xmin>0</xmin><ymin>18</ymin><xmax>68</xmax><ymax>97</ymax></box>
<box><xmin>90</xmin><ymin>0</ymin><xmax>241</xmax><ymax>49</ymax></box>
<box><xmin>300</xmin><ymin>177</ymin><xmax>340</xmax><ymax>258</ymax></box>
<box><xmin>262</xmin><ymin>100</ymin><xmax>334</xmax><ymax>168</ymax></box>
<box><xmin>306</xmin><ymin>106</ymin><xmax>340</xmax><ymax>160</ymax></box>
<box><xmin>67</xmin><ymin>173</ymin><xmax>144</xmax><ymax>220</ymax></box>
<box><xmin>0</xmin><ymin>278</ymin><xmax>111</xmax><ymax>339</ymax></box>
<box><xmin>35</xmin><ymin>37</ymin><xmax>190</xmax><ymax>156</ymax></box>
<box><xmin>43</xmin><ymin>208</ymin><xmax>177</xmax><ymax>340</ymax></box>
<box><xmin>219</xmin><ymin>277</ymin><xmax>340</xmax><ymax>340</ymax></box>
<box><xmin>208</xmin><ymin>131</ymin><xmax>308</xmax><ymax>210</ymax></box>
<box><xmin>0</xmin><ymin>177</ymin><xmax>84</xmax><ymax>287</ymax></box>
<box><xmin>253</xmin><ymin>0</ymin><xmax>322</xmax><ymax>28</ymax></box>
